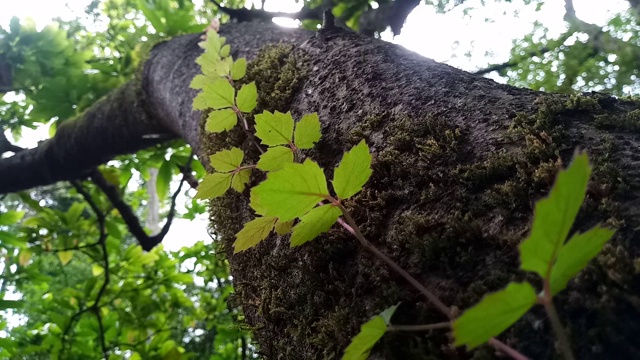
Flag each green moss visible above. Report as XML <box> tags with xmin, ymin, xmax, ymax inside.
<box><xmin>243</xmin><ymin>43</ymin><xmax>309</xmax><ymax>114</ymax></box>
<box><xmin>594</xmin><ymin>109</ymin><xmax>640</xmax><ymax>132</ymax></box>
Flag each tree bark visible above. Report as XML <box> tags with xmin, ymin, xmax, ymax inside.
<box><xmin>2</xmin><ymin>22</ymin><xmax>640</xmax><ymax>359</ymax></box>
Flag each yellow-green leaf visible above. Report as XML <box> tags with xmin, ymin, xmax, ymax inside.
<box><xmin>19</xmin><ymin>249</ymin><xmax>32</xmax><ymax>266</ymax></box>
<box><xmin>250</xmin><ymin>159</ymin><xmax>329</xmax><ymax>221</ymax></box>
<box><xmin>236</xmin><ymin>82</ymin><xmax>257</xmax><ymax>113</ymax></box>
<box><xmin>231</xmin><ymin>58</ymin><xmax>247</xmax><ymax>80</ymax></box>
<box><xmin>290</xmin><ymin>204</ymin><xmax>341</xmax><ymax>246</ymax></box>
<box><xmin>234</xmin><ymin>216</ymin><xmax>278</xmax><ymax>253</ymax></box>
<box><xmin>294</xmin><ymin>113</ymin><xmax>322</xmax><ymax>149</ymax></box>
<box><xmin>231</xmin><ymin>169</ymin><xmax>252</xmax><ymax>193</ymax></box>
<box><xmin>274</xmin><ymin>219</ymin><xmax>294</xmax><ymax>235</ymax></box>
<box><xmin>58</xmin><ymin>251</ymin><xmax>73</xmax><ymax>266</ymax></box>
<box><xmin>332</xmin><ymin>140</ymin><xmax>372</xmax><ymax>200</ymax></box>
<box><xmin>201</xmin><ymin>78</ymin><xmax>235</xmax><ymax>109</ymax></box>
<box><xmin>257</xmin><ymin>146</ymin><xmax>294</xmax><ymax>172</ymax></box>
<box><xmin>254</xmin><ymin>110</ymin><xmax>294</xmax><ymax>146</ymax></box>
<box><xmin>194</xmin><ymin>173</ymin><xmax>232</xmax><ymax>199</ymax></box>
<box><xmin>92</xmin><ymin>264</ymin><xmax>104</xmax><ymax>276</ymax></box>
<box><xmin>209</xmin><ymin>147</ymin><xmax>244</xmax><ymax>173</ymax></box>
<box><xmin>205</xmin><ymin>109</ymin><xmax>237</xmax><ymax>133</ymax></box>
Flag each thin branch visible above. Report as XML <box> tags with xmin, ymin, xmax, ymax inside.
<box><xmin>387</xmin><ymin>322</ymin><xmax>451</xmax><ymax>332</ymax></box>
<box><xmin>489</xmin><ymin>338</ymin><xmax>530</xmax><ymax>360</ymax></box>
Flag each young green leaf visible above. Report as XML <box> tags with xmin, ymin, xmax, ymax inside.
<box><xmin>234</xmin><ymin>216</ymin><xmax>278</xmax><ymax>253</ymax></box>
<box><xmin>203</xmin><ymin>78</ymin><xmax>236</xmax><ymax>109</ymax></box>
<box><xmin>254</xmin><ymin>111</ymin><xmax>294</xmax><ymax>146</ymax></box>
<box><xmin>294</xmin><ymin>113</ymin><xmax>322</xmax><ymax>149</ymax></box>
<box><xmin>205</xmin><ymin>109</ymin><xmax>237</xmax><ymax>133</ymax></box>
<box><xmin>250</xmin><ymin>159</ymin><xmax>329</xmax><ymax>221</ymax></box>
<box><xmin>290</xmin><ymin>204</ymin><xmax>341</xmax><ymax>247</ymax></box>
<box><xmin>0</xmin><ymin>210</ymin><xmax>25</xmax><ymax>225</ymax></box>
<box><xmin>519</xmin><ymin>152</ymin><xmax>591</xmax><ymax>279</ymax></box>
<box><xmin>189</xmin><ymin>74</ymin><xmax>213</xmax><ymax>90</ymax></box>
<box><xmin>236</xmin><ymin>82</ymin><xmax>257</xmax><ymax>113</ymax></box>
<box><xmin>209</xmin><ymin>147</ymin><xmax>244</xmax><ymax>173</ymax></box>
<box><xmin>332</xmin><ymin>140</ymin><xmax>372</xmax><ymax>200</ymax></box>
<box><xmin>549</xmin><ymin>225</ymin><xmax>615</xmax><ymax>295</ymax></box>
<box><xmin>453</xmin><ymin>282</ymin><xmax>537</xmax><ymax>349</ymax></box>
<box><xmin>198</xmin><ymin>31</ymin><xmax>224</xmax><ymax>54</ymax></box>
<box><xmin>256</xmin><ymin>146</ymin><xmax>294</xmax><ymax>172</ymax></box>
<box><xmin>231</xmin><ymin>58</ymin><xmax>247</xmax><ymax>80</ymax></box>
<box><xmin>274</xmin><ymin>219</ymin><xmax>294</xmax><ymax>235</ymax></box>
<box><xmin>58</xmin><ymin>251</ymin><xmax>73</xmax><ymax>266</ymax></box>
<box><xmin>342</xmin><ymin>305</ymin><xmax>398</xmax><ymax>360</ymax></box>
<box><xmin>194</xmin><ymin>173</ymin><xmax>232</xmax><ymax>199</ymax></box>
<box><xmin>220</xmin><ymin>44</ymin><xmax>231</xmax><ymax>58</ymax></box>
<box><xmin>231</xmin><ymin>169</ymin><xmax>252</xmax><ymax>193</ymax></box>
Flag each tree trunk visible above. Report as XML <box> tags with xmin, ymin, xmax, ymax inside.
<box><xmin>1</xmin><ymin>22</ymin><xmax>640</xmax><ymax>359</ymax></box>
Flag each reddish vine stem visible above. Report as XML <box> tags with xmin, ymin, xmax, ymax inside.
<box><xmin>335</xmin><ymin>202</ymin><xmax>529</xmax><ymax>360</ymax></box>
<box><xmin>387</xmin><ymin>322</ymin><xmax>450</xmax><ymax>332</ymax></box>
<box><xmin>335</xmin><ymin>203</ymin><xmax>451</xmax><ymax>318</ymax></box>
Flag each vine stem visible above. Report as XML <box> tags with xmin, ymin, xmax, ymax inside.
<box><xmin>335</xmin><ymin>203</ymin><xmax>451</xmax><ymax>318</ymax></box>
<box><xmin>335</xmin><ymin>202</ymin><xmax>530</xmax><ymax>360</ymax></box>
<box><xmin>387</xmin><ymin>322</ymin><xmax>450</xmax><ymax>332</ymax></box>
<box><xmin>489</xmin><ymin>338</ymin><xmax>530</xmax><ymax>360</ymax></box>
<box><xmin>541</xmin><ymin>280</ymin><xmax>575</xmax><ymax>360</ymax></box>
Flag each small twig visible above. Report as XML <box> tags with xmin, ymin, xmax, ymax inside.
<box><xmin>387</xmin><ymin>322</ymin><xmax>450</xmax><ymax>332</ymax></box>
<box><xmin>540</xmin><ymin>279</ymin><xmax>575</xmax><ymax>360</ymax></box>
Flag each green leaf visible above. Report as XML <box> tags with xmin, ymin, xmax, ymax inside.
<box><xmin>332</xmin><ymin>140</ymin><xmax>372</xmax><ymax>200</ymax></box>
<box><xmin>231</xmin><ymin>58</ymin><xmax>247</xmax><ymax>80</ymax></box>
<box><xmin>290</xmin><ymin>204</ymin><xmax>341</xmax><ymax>246</ymax></box>
<box><xmin>189</xmin><ymin>74</ymin><xmax>212</xmax><ymax>90</ymax></box>
<box><xmin>92</xmin><ymin>264</ymin><xmax>104</xmax><ymax>276</ymax></box>
<box><xmin>58</xmin><ymin>251</ymin><xmax>73</xmax><ymax>266</ymax></box>
<box><xmin>342</xmin><ymin>305</ymin><xmax>397</xmax><ymax>360</ymax></box>
<box><xmin>0</xmin><ymin>300</ymin><xmax>25</xmax><ymax>310</ymax></box>
<box><xmin>194</xmin><ymin>173</ymin><xmax>232</xmax><ymax>199</ymax></box>
<box><xmin>236</xmin><ymin>82</ymin><xmax>257</xmax><ymax>113</ymax></box>
<box><xmin>0</xmin><ymin>210</ymin><xmax>25</xmax><ymax>225</ymax></box>
<box><xmin>257</xmin><ymin>146</ymin><xmax>294</xmax><ymax>172</ymax></box>
<box><xmin>205</xmin><ymin>109</ymin><xmax>237</xmax><ymax>133</ymax></box>
<box><xmin>157</xmin><ymin>160</ymin><xmax>174</xmax><ymax>200</ymax></box>
<box><xmin>209</xmin><ymin>147</ymin><xmax>244</xmax><ymax>173</ymax></box>
<box><xmin>198</xmin><ymin>78</ymin><xmax>235</xmax><ymax>110</ymax></box>
<box><xmin>254</xmin><ymin>111</ymin><xmax>294</xmax><ymax>146</ymax></box>
<box><xmin>234</xmin><ymin>216</ymin><xmax>278</xmax><ymax>253</ymax></box>
<box><xmin>250</xmin><ymin>159</ymin><xmax>329</xmax><ymax>221</ymax></box>
<box><xmin>453</xmin><ymin>282</ymin><xmax>537</xmax><ymax>349</ymax></box>
<box><xmin>220</xmin><ymin>44</ymin><xmax>231</xmax><ymax>58</ymax></box>
<box><xmin>294</xmin><ymin>113</ymin><xmax>322</xmax><ymax>149</ymax></box>
<box><xmin>231</xmin><ymin>169</ymin><xmax>252</xmax><ymax>193</ymax></box>
<box><xmin>64</xmin><ymin>203</ymin><xmax>85</xmax><ymax>224</ymax></box>
<box><xmin>549</xmin><ymin>225</ymin><xmax>615</xmax><ymax>295</ymax></box>
<box><xmin>274</xmin><ymin>219</ymin><xmax>294</xmax><ymax>235</ymax></box>
<box><xmin>519</xmin><ymin>152</ymin><xmax>591</xmax><ymax>279</ymax></box>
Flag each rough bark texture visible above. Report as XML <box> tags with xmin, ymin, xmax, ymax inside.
<box><xmin>2</xmin><ymin>22</ymin><xmax>640</xmax><ymax>360</ymax></box>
